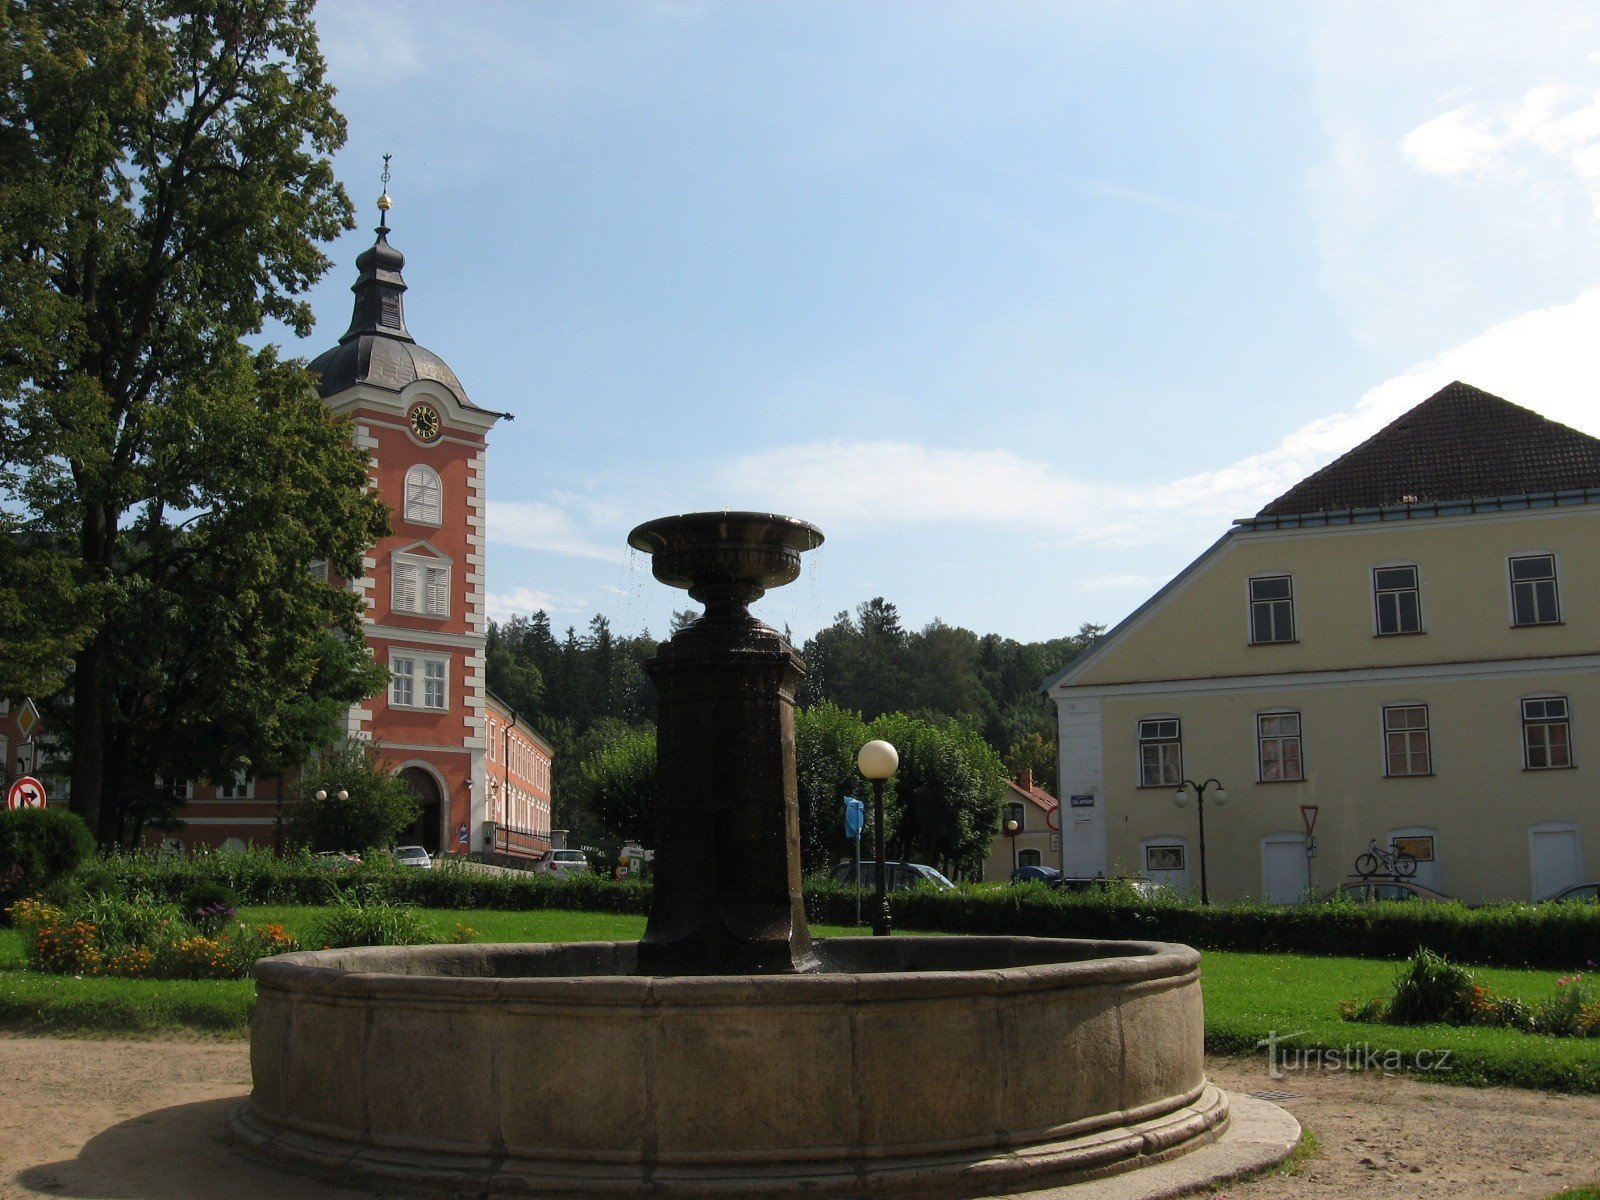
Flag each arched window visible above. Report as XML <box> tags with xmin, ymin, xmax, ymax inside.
<box><xmin>404</xmin><ymin>464</ymin><xmax>442</xmax><ymax>525</ymax></box>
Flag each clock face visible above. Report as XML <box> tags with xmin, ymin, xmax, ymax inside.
<box><xmin>409</xmin><ymin>403</ymin><xmax>442</xmax><ymax>442</ymax></box>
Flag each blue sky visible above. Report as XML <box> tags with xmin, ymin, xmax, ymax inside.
<box><xmin>284</xmin><ymin>1</ymin><xmax>1600</xmax><ymax>643</ymax></box>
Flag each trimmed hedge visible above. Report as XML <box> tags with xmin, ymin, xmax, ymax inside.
<box><xmin>801</xmin><ymin>883</ymin><xmax>1600</xmax><ymax>971</ymax></box>
<box><xmin>67</xmin><ymin>851</ymin><xmax>1600</xmax><ymax>969</ymax></box>
<box><xmin>0</xmin><ymin>808</ymin><xmax>95</xmax><ymax>914</ymax></box>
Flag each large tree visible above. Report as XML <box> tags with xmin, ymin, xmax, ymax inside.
<box><xmin>0</xmin><ymin>0</ymin><xmax>387</xmax><ymax>840</ymax></box>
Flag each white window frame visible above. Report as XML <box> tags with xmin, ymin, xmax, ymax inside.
<box><xmin>1247</xmin><ymin>574</ymin><xmax>1295</xmax><ymax>645</ymax></box>
<box><xmin>1521</xmin><ymin>695</ymin><xmax>1573</xmax><ymax>770</ymax></box>
<box><xmin>404</xmin><ymin>464</ymin><xmax>443</xmax><ymax>526</ymax></box>
<box><xmin>1382</xmin><ymin>703</ymin><xmax>1432</xmax><ymax>777</ymax></box>
<box><xmin>216</xmin><ymin>770</ymin><xmax>255</xmax><ymax>800</ymax></box>
<box><xmin>1256</xmin><ymin>711</ymin><xmax>1304</xmax><ymax>782</ymax></box>
<box><xmin>1137</xmin><ymin>717</ymin><xmax>1182</xmax><ymax>788</ymax></box>
<box><xmin>392</xmin><ymin>552</ymin><xmax>450</xmax><ymax>618</ymax></box>
<box><xmin>1508</xmin><ymin>552</ymin><xmax>1561</xmax><ymax>627</ymax></box>
<box><xmin>1372</xmin><ymin>563</ymin><xmax>1423</xmax><ymax>636</ymax></box>
<box><xmin>1017</xmin><ymin>848</ymin><xmax>1043</xmax><ymax>869</ymax></box>
<box><xmin>390</xmin><ymin>650</ymin><xmax>450</xmax><ymax>712</ymax></box>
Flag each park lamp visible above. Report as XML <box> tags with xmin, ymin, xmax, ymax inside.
<box><xmin>856</xmin><ymin>740</ymin><xmax>898</xmax><ymax>937</ymax></box>
<box><xmin>1172</xmin><ymin>781</ymin><xmax>1225</xmax><ymax>808</ymax></box>
<box><xmin>315</xmin><ymin>788</ymin><xmax>350</xmax><ymax>802</ymax></box>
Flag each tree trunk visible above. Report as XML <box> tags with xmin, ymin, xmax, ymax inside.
<box><xmin>68</xmin><ymin>504</ymin><xmax>111</xmax><ymax>841</ymax></box>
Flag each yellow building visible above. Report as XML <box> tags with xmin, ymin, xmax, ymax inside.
<box><xmin>1045</xmin><ymin>382</ymin><xmax>1599</xmax><ymax>903</ymax></box>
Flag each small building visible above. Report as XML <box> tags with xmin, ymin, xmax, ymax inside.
<box><xmin>1046</xmin><ymin>382</ymin><xmax>1600</xmax><ymax>903</ymax></box>
<box><xmin>483</xmin><ymin>692</ymin><xmax>555</xmax><ymax>864</ymax></box>
<box><xmin>982</xmin><ymin>768</ymin><xmax>1061</xmax><ymax>880</ymax></box>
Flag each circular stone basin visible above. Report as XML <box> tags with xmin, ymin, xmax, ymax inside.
<box><xmin>231</xmin><ymin>936</ymin><xmax>1227</xmax><ymax>1198</ymax></box>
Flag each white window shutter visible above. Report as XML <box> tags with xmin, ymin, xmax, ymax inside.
<box><xmin>425</xmin><ymin>565</ymin><xmax>449</xmax><ymax>616</ymax></box>
<box><xmin>394</xmin><ymin>561</ymin><xmax>419</xmax><ymax>612</ymax></box>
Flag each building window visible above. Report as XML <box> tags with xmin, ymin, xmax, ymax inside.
<box><xmin>1510</xmin><ymin>554</ymin><xmax>1560</xmax><ymax>626</ymax></box>
<box><xmin>1383</xmin><ymin>705</ymin><xmax>1431</xmax><ymax>776</ymax></box>
<box><xmin>1138</xmin><ymin>718</ymin><xmax>1182</xmax><ymax>787</ymax></box>
<box><xmin>1373</xmin><ymin>565</ymin><xmax>1421</xmax><ymax>635</ymax></box>
<box><xmin>390</xmin><ymin>652</ymin><xmax>448</xmax><ymax>711</ymax></box>
<box><xmin>1018</xmin><ymin>848</ymin><xmax>1042</xmax><ymax>868</ymax></box>
<box><xmin>1249</xmin><ymin>576</ymin><xmax>1295</xmax><ymax>644</ymax></box>
<box><xmin>216</xmin><ymin>770</ymin><xmax>254</xmax><ymax>800</ymax></box>
<box><xmin>1522</xmin><ymin>697</ymin><xmax>1572</xmax><ymax>769</ymax></box>
<box><xmin>392</xmin><ymin>554</ymin><xmax>449</xmax><ymax>618</ymax></box>
<box><xmin>404</xmin><ymin>465</ymin><xmax>442</xmax><ymax>525</ymax></box>
<box><xmin>1257</xmin><ymin>712</ymin><xmax>1303</xmax><ymax>782</ymax></box>
<box><xmin>1004</xmin><ymin>801</ymin><xmax>1026</xmax><ymax>831</ymax></box>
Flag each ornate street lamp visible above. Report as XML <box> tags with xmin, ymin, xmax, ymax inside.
<box><xmin>1006</xmin><ymin>818</ymin><xmax>1020</xmax><ymax>873</ymax></box>
<box><xmin>857</xmin><ymin>740</ymin><xmax>899</xmax><ymax>937</ymax></box>
<box><xmin>1173</xmin><ymin>778</ymin><xmax>1226</xmax><ymax>905</ymax></box>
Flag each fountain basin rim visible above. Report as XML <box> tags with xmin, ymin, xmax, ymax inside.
<box><xmin>254</xmin><ymin>936</ymin><xmax>1199</xmax><ymax>1005</ymax></box>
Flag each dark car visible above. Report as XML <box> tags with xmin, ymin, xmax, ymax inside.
<box><xmin>1009</xmin><ymin>865</ymin><xmax>1061</xmax><ymax>885</ymax></box>
<box><xmin>1548</xmin><ymin>882</ymin><xmax>1600</xmax><ymax>903</ymax></box>
<box><xmin>1323</xmin><ymin>879</ymin><xmax>1454</xmax><ymax>904</ymax></box>
<box><xmin>830</xmin><ymin>861</ymin><xmax>955</xmax><ymax>892</ymax></box>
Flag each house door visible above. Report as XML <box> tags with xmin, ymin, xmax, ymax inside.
<box><xmin>399</xmin><ymin>767</ymin><xmax>443</xmax><ymax>854</ymax></box>
<box><xmin>1529</xmin><ymin>823</ymin><xmax>1581</xmax><ymax>900</ymax></box>
<box><xmin>1260</xmin><ymin>834</ymin><xmax>1309</xmax><ymax>904</ymax></box>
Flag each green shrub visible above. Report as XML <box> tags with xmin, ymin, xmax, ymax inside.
<box><xmin>0</xmin><ymin>808</ymin><xmax>95</xmax><ymax>915</ymax></box>
<box><xmin>288</xmin><ymin>739</ymin><xmax>421</xmax><ymax>853</ymax></box>
<box><xmin>312</xmin><ymin>894</ymin><xmax>433</xmax><ymax>948</ymax></box>
<box><xmin>1386</xmin><ymin>948</ymin><xmax>1476</xmax><ymax>1025</ymax></box>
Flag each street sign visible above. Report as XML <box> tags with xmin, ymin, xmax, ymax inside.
<box><xmin>6</xmin><ymin>776</ymin><xmax>46</xmax><ymax>810</ymax></box>
<box><xmin>14</xmin><ymin>698</ymin><xmax>39</xmax><ymax>741</ymax></box>
<box><xmin>1300</xmin><ymin>804</ymin><xmax>1318</xmax><ymax>837</ymax></box>
<box><xmin>1045</xmin><ymin>806</ymin><xmax>1061</xmax><ymax>832</ymax></box>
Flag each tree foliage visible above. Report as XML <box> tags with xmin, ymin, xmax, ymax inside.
<box><xmin>286</xmin><ymin>739</ymin><xmax>420</xmax><ymax>854</ymax></box>
<box><xmin>572</xmin><ymin>727</ymin><xmax>657</xmax><ymax>844</ymax></box>
<box><xmin>0</xmin><ymin>0</ymin><xmax>389</xmax><ymax>842</ymax></box>
<box><xmin>866</xmin><ymin>712</ymin><xmax>1008</xmax><ymax>877</ymax></box>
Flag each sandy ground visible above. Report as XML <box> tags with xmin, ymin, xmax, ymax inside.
<box><xmin>2</xmin><ymin>1034</ymin><xmax>1597</xmax><ymax>1200</ymax></box>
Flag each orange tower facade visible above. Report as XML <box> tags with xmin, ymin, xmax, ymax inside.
<box><xmin>307</xmin><ymin>204</ymin><xmax>510</xmax><ymax>855</ymax></box>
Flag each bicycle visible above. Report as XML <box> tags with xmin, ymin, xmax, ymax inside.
<box><xmin>1354</xmin><ymin>839</ymin><xmax>1417</xmax><ymax>879</ymax></box>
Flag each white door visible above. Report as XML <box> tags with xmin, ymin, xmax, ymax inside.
<box><xmin>1140</xmin><ymin>837</ymin><xmax>1190</xmax><ymax>897</ymax></box>
<box><xmin>1529</xmin><ymin>824</ymin><xmax>1582</xmax><ymax>900</ymax></box>
<box><xmin>1260</xmin><ymin>835</ymin><xmax>1309</xmax><ymax>904</ymax></box>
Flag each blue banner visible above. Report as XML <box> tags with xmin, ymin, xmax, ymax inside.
<box><xmin>844</xmin><ymin>796</ymin><xmax>865</xmax><ymax>840</ymax></box>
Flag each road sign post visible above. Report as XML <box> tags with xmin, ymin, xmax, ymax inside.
<box><xmin>6</xmin><ymin>776</ymin><xmax>46</xmax><ymax>810</ymax></box>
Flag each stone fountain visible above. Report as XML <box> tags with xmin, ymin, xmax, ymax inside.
<box><xmin>230</xmin><ymin>511</ymin><xmax>1246</xmax><ymax>1198</ymax></box>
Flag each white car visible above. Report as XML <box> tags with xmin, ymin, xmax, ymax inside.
<box><xmin>393</xmin><ymin>845</ymin><xmax>433</xmax><ymax>870</ymax></box>
<box><xmin>539</xmin><ymin>848</ymin><xmax>591</xmax><ymax>877</ymax></box>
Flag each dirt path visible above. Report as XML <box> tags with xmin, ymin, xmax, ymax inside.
<box><xmin>2</xmin><ymin>1034</ymin><xmax>1596</xmax><ymax>1199</ymax></box>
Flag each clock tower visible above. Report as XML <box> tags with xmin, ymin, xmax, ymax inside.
<box><xmin>309</xmin><ymin>191</ymin><xmax>510</xmax><ymax>855</ymax></box>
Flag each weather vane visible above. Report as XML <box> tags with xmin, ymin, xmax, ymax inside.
<box><xmin>377</xmin><ymin>152</ymin><xmax>393</xmax><ymax>230</ymax></box>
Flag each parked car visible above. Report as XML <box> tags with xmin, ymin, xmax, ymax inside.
<box><xmin>1322</xmin><ymin>878</ymin><xmax>1453</xmax><ymax>903</ymax></box>
<box><xmin>1054</xmin><ymin>875</ymin><xmax>1168</xmax><ymax>900</ymax></box>
<box><xmin>830</xmin><ymin>861</ymin><xmax>956</xmax><ymax>892</ymax></box>
<box><xmin>314</xmin><ymin>850</ymin><xmax>362</xmax><ymax>869</ymax></box>
<box><xmin>538</xmin><ymin>848</ymin><xmax>592</xmax><ymax>877</ymax></box>
<box><xmin>1009</xmin><ymin>865</ymin><xmax>1061</xmax><ymax>885</ymax></box>
<box><xmin>1548</xmin><ymin>882</ymin><xmax>1600</xmax><ymax>903</ymax></box>
<box><xmin>393</xmin><ymin>844</ymin><xmax>433</xmax><ymax>870</ymax></box>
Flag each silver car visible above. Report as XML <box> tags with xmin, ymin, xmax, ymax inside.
<box><xmin>540</xmin><ymin>848</ymin><xmax>591</xmax><ymax>877</ymax></box>
<box><xmin>393</xmin><ymin>844</ymin><xmax>433</xmax><ymax>870</ymax></box>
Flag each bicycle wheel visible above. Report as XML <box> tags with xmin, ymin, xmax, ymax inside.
<box><xmin>1354</xmin><ymin>853</ymin><xmax>1379</xmax><ymax>878</ymax></box>
<box><xmin>1393</xmin><ymin>854</ymin><xmax>1417</xmax><ymax>878</ymax></box>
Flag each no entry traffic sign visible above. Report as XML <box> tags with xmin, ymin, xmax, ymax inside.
<box><xmin>6</xmin><ymin>776</ymin><xmax>46</xmax><ymax>810</ymax></box>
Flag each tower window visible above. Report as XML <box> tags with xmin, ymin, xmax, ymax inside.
<box><xmin>404</xmin><ymin>465</ymin><xmax>442</xmax><ymax>525</ymax></box>
<box><xmin>392</xmin><ymin>554</ymin><xmax>450</xmax><ymax>618</ymax></box>
<box><xmin>391</xmin><ymin>652</ymin><xmax>448</xmax><ymax>711</ymax></box>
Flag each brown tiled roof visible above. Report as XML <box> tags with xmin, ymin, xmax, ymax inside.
<box><xmin>1258</xmin><ymin>381</ymin><xmax>1600</xmax><ymax>517</ymax></box>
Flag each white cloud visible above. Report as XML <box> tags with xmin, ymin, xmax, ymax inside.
<box><xmin>1403</xmin><ymin>84</ymin><xmax>1600</xmax><ymax>213</ymax></box>
<box><xmin>486</xmin><ymin>501</ymin><xmax>625</xmax><ymax>563</ymax></box>
<box><xmin>714</xmin><ymin>287</ymin><xmax>1600</xmax><ymax>546</ymax></box>
<box><xmin>484</xmin><ymin>587</ymin><xmax>588</xmax><ymax>623</ymax></box>
<box><xmin>1076</xmin><ymin>573</ymin><xmax>1171</xmax><ymax>592</ymax></box>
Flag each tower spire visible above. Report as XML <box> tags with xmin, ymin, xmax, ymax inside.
<box><xmin>338</xmin><ymin>152</ymin><xmax>412</xmax><ymax>345</ymax></box>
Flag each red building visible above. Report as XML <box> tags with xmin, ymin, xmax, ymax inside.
<box><xmin>156</xmin><ymin>203</ymin><xmax>553</xmax><ymax>858</ymax></box>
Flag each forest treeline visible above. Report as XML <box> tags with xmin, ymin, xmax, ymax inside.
<box><xmin>485</xmin><ymin>598</ymin><xmax>1103</xmax><ymax>850</ymax></box>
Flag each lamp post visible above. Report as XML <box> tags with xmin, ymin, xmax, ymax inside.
<box><xmin>1006</xmin><ymin>818</ymin><xmax>1020</xmax><ymax>873</ymax></box>
<box><xmin>857</xmin><ymin>739</ymin><xmax>899</xmax><ymax>937</ymax></box>
<box><xmin>1173</xmin><ymin>777</ymin><xmax>1226</xmax><ymax>905</ymax></box>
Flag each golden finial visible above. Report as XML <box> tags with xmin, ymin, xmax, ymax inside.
<box><xmin>377</xmin><ymin>153</ymin><xmax>393</xmax><ymax>226</ymax></box>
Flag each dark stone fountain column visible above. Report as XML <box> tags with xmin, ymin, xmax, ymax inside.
<box><xmin>628</xmin><ymin>513</ymin><xmax>824</xmax><ymax>975</ymax></box>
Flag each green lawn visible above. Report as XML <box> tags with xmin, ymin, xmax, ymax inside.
<box><xmin>3</xmin><ymin>913</ymin><xmax>1598</xmax><ymax>1094</ymax></box>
